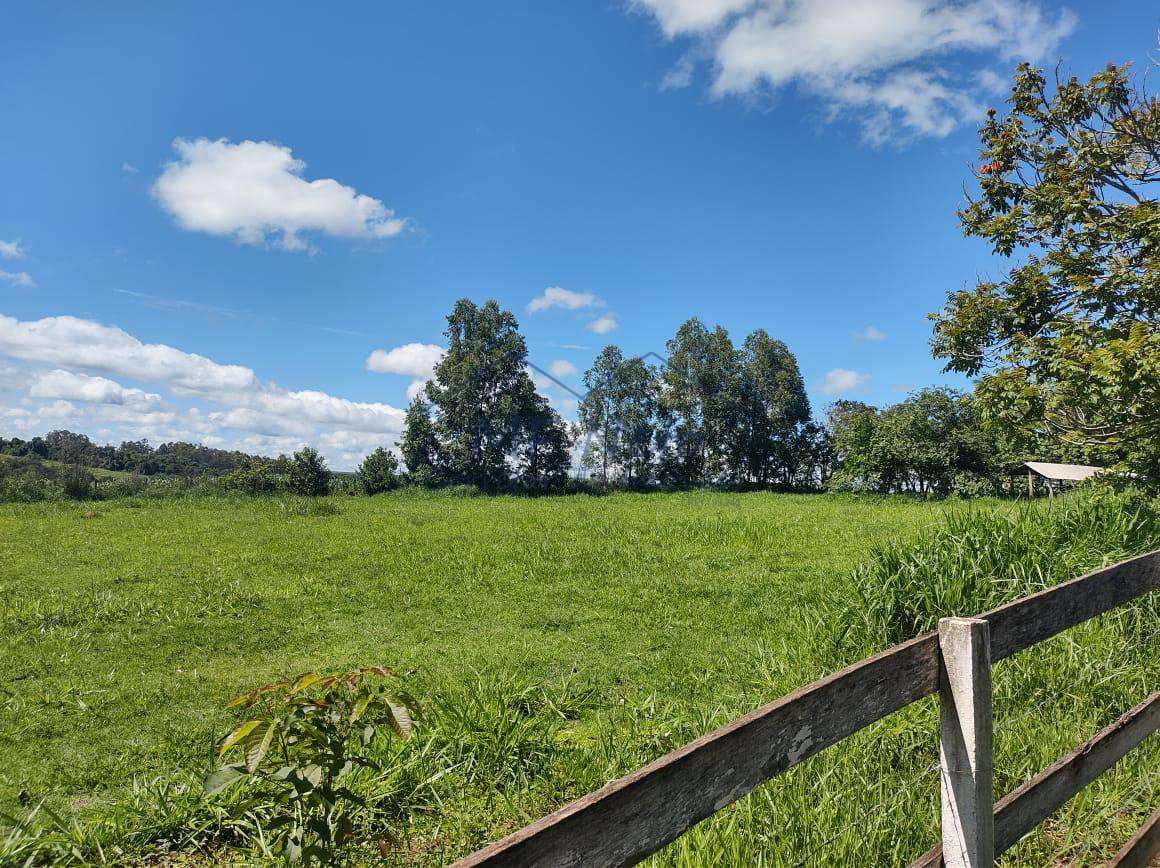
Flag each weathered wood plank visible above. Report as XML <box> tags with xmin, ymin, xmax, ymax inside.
<box><xmin>986</xmin><ymin>550</ymin><xmax>1160</xmax><ymax>662</ymax></box>
<box><xmin>454</xmin><ymin>632</ymin><xmax>941</xmax><ymax>868</ymax></box>
<box><xmin>456</xmin><ymin>551</ymin><xmax>1159</xmax><ymax>868</ymax></box>
<box><xmin>911</xmin><ymin>691</ymin><xmax>1160</xmax><ymax>867</ymax></box>
<box><xmin>1109</xmin><ymin>808</ymin><xmax>1160</xmax><ymax>868</ymax></box>
<box><xmin>938</xmin><ymin>619</ymin><xmax>993</xmax><ymax>867</ymax></box>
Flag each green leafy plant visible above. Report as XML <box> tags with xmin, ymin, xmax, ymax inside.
<box><xmin>205</xmin><ymin>667</ymin><xmax>418</xmax><ymax>864</ymax></box>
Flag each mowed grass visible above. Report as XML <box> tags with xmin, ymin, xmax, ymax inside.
<box><xmin>1</xmin><ymin>490</ymin><xmax>1153</xmax><ymax>865</ymax></box>
<box><xmin>0</xmin><ymin>493</ymin><xmax>953</xmax><ymax>815</ymax></box>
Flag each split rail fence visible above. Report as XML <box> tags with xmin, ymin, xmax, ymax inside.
<box><xmin>454</xmin><ymin>550</ymin><xmax>1160</xmax><ymax>867</ymax></box>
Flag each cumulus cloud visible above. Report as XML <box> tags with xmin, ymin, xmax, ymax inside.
<box><xmin>527</xmin><ymin>286</ymin><xmax>604</xmax><ymax>313</ymax></box>
<box><xmin>548</xmin><ymin>359</ymin><xmax>579</xmax><ymax>377</ymax></box>
<box><xmin>366</xmin><ymin>342</ymin><xmax>445</xmax><ymax>403</ymax></box>
<box><xmin>121</xmin><ymin>162</ymin><xmax>139</xmax><ymax>174</ymax></box>
<box><xmin>30</xmin><ymin>369</ymin><xmax>164</xmax><ymax>410</ymax></box>
<box><xmin>586</xmin><ymin>314</ymin><xmax>619</xmax><ymax>334</ymax></box>
<box><xmin>0</xmin><ymin>313</ymin><xmax>407</xmax><ymax>469</ymax></box>
<box><xmin>0</xmin><ymin>240</ymin><xmax>25</xmax><ymax>260</ymax></box>
<box><xmin>632</xmin><ymin>0</ymin><xmax>1076</xmax><ymax>143</ymax></box>
<box><xmin>365</xmin><ymin>343</ymin><xmax>445</xmax><ymax>376</ymax></box>
<box><xmin>0</xmin><ymin>270</ymin><xmax>36</xmax><ymax>288</ymax></box>
<box><xmin>855</xmin><ymin>325</ymin><xmax>887</xmax><ymax>341</ymax></box>
<box><xmin>822</xmin><ymin>368</ymin><xmax>871</xmax><ymax>395</ymax></box>
<box><xmin>0</xmin><ymin>314</ymin><xmax>257</xmax><ymax>393</ymax></box>
<box><xmin>151</xmin><ymin>138</ymin><xmax>408</xmax><ymax>252</ymax></box>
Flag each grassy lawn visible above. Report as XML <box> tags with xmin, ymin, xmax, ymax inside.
<box><xmin>1</xmin><ymin>490</ymin><xmax>1153</xmax><ymax>864</ymax></box>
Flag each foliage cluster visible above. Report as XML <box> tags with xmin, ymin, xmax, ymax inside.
<box><xmin>932</xmin><ymin>62</ymin><xmax>1159</xmax><ymax>483</ymax></box>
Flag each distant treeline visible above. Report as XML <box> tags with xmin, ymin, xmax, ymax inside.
<box><xmin>0</xmin><ymin>430</ymin><xmax>265</xmax><ymax>477</ymax></box>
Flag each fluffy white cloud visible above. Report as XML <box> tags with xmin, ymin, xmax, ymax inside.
<box><xmin>365</xmin><ymin>342</ymin><xmax>445</xmax><ymax>376</ymax></box>
<box><xmin>586</xmin><ymin>314</ymin><xmax>619</xmax><ymax>334</ymax></box>
<box><xmin>0</xmin><ymin>270</ymin><xmax>36</xmax><ymax>288</ymax></box>
<box><xmin>121</xmin><ymin>162</ymin><xmax>139</xmax><ymax>174</ymax></box>
<box><xmin>527</xmin><ymin>286</ymin><xmax>604</xmax><ymax>313</ymax></box>
<box><xmin>633</xmin><ymin>0</ymin><xmax>1076</xmax><ymax>143</ymax></box>
<box><xmin>855</xmin><ymin>325</ymin><xmax>887</xmax><ymax>341</ymax></box>
<box><xmin>635</xmin><ymin>0</ymin><xmax>756</xmax><ymax>36</ymax></box>
<box><xmin>0</xmin><ymin>240</ymin><xmax>24</xmax><ymax>260</ymax></box>
<box><xmin>0</xmin><ymin>314</ymin><xmax>257</xmax><ymax>393</ymax></box>
<box><xmin>822</xmin><ymin>368</ymin><xmax>871</xmax><ymax>395</ymax></box>
<box><xmin>548</xmin><ymin>359</ymin><xmax>579</xmax><ymax>377</ymax></box>
<box><xmin>366</xmin><ymin>342</ymin><xmax>445</xmax><ymax>405</ymax></box>
<box><xmin>151</xmin><ymin>138</ymin><xmax>408</xmax><ymax>252</ymax></box>
<box><xmin>30</xmin><ymin>369</ymin><xmax>164</xmax><ymax>410</ymax></box>
<box><xmin>0</xmin><ymin>313</ymin><xmax>407</xmax><ymax>467</ymax></box>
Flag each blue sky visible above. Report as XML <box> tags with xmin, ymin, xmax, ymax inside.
<box><xmin>1</xmin><ymin>1</ymin><xmax>1155</xmax><ymax>467</ymax></box>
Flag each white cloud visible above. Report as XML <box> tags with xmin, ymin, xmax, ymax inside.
<box><xmin>855</xmin><ymin>325</ymin><xmax>887</xmax><ymax>341</ymax></box>
<box><xmin>366</xmin><ymin>342</ymin><xmax>446</xmax><ymax>404</ymax></box>
<box><xmin>121</xmin><ymin>162</ymin><xmax>139</xmax><ymax>174</ymax></box>
<box><xmin>0</xmin><ymin>314</ymin><xmax>257</xmax><ymax>393</ymax></box>
<box><xmin>586</xmin><ymin>314</ymin><xmax>619</xmax><ymax>334</ymax></box>
<box><xmin>632</xmin><ymin>0</ymin><xmax>1076</xmax><ymax>143</ymax></box>
<box><xmin>365</xmin><ymin>342</ymin><xmax>445</xmax><ymax>376</ymax></box>
<box><xmin>822</xmin><ymin>368</ymin><xmax>871</xmax><ymax>395</ymax></box>
<box><xmin>527</xmin><ymin>286</ymin><xmax>605</xmax><ymax>313</ymax></box>
<box><xmin>634</xmin><ymin>0</ymin><xmax>756</xmax><ymax>36</ymax></box>
<box><xmin>30</xmin><ymin>369</ymin><xmax>164</xmax><ymax>410</ymax></box>
<box><xmin>151</xmin><ymin>138</ymin><xmax>408</xmax><ymax>252</ymax></box>
<box><xmin>0</xmin><ymin>240</ymin><xmax>25</xmax><ymax>260</ymax></box>
<box><xmin>0</xmin><ymin>313</ymin><xmax>406</xmax><ymax>457</ymax></box>
<box><xmin>548</xmin><ymin>359</ymin><xmax>579</xmax><ymax>377</ymax></box>
<box><xmin>0</xmin><ymin>270</ymin><xmax>36</xmax><ymax>288</ymax></box>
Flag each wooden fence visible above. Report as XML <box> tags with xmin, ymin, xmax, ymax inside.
<box><xmin>453</xmin><ymin>550</ymin><xmax>1160</xmax><ymax>867</ymax></box>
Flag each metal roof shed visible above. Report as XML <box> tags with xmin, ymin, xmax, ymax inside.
<box><xmin>1019</xmin><ymin>461</ymin><xmax>1103</xmax><ymax>497</ymax></box>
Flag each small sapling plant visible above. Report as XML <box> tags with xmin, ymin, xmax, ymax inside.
<box><xmin>205</xmin><ymin>667</ymin><xmax>418</xmax><ymax>864</ymax></box>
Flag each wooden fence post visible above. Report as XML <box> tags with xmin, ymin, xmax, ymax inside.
<box><xmin>939</xmin><ymin>617</ymin><xmax>994</xmax><ymax>868</ymax></box>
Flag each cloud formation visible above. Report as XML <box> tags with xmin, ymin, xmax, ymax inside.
<box><xmin>0</xmin><ymin>270</ymin><xmax>36</xmax><ymax>288</ymax></box>
<box><xmin>365</xmin><ymin>342</ymin><xmax>446</xmax><ymax>403</ymax></box>
<box><xmin>586</xmin><ymin>314</ymin><xmax>619</xmax><ymax>335</ymax></box>
<box><xmin>855</xmin><ymin>325</ymin><xmax>887</xmax><ymax>341</ymax></box>
<box><xmin>822</xmin><ymin>368</ymin><xmax>871</xmax><ymax>395</ymax></box>
<box><xmin>527</xmin><ymin>286</ymin><xmax>605</xmax><ymax>313</ymax></box>
<box><xmin>633</xmin><ymin>0</ymin><xmax>1076</xmax><ymax>143</ymax></box>
<box><xmin>151</xmin><ymin>138</ymin><xmax>408</xmax><ymax>252</ymax></box>
<box><xmin>0</xmin><ymin>314</ymin><xmax>407</xmax><ymax>468</ymax></box>
<box><xmin>548</xmin><ymin>359</ymin><xmax>579</xmax><ymax>377</ymax></box>
<box><xmin>0</xmin><ymin>240</ymin><xmax>24</xmax><ymax>260</ymax></box>
<box><xmin>30</xmin><ymin>369</ymin><xmax>164</xmax><ymax>410</ymax></box>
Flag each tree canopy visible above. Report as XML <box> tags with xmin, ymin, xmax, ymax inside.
<box><xmin>931</xmin><ymin>61</ymin><xmax>1159</xmax><ymax>481</ymax></box>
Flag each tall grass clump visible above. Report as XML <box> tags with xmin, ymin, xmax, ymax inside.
<box><xmin>830</xmin><ymin>486</ymin><xmax>1160</xmax><ymax>657</ymax></box>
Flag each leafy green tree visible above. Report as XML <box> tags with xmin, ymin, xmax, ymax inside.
<box><xmin>579</xmin><ymin>346</ymin><xmax>660</xmax><ymax>488</ymax></box>
<box><xmin>931</xmin><ymin>61</ymin><xmax>1159</xmax><ymax>482</ymax></box>
<box><xmin>287</xmin><ymin>447</ymin><xmax>330</xmax><ymax>497</ymax></box>
<box><xmin>660</xmin><ymin>319</ymin><xmax>738</xmax><ymax>484</ymax></box>
<box><xmin>515</xmin><ymin>393</ymin><xmax>573</xmax><ymax>491</ymax></box>
<box><xmin>400</xmin><ymin>397</ymin><xmax>440</xmax><ymax>486</ymax></box>
<box><xmin>357</xmin><ymin>447</ymin><xmax>400</xmax><ymax>495</ymax></box>
<box><xmin>731</xmin><ymin>329</ymin><xmax>811</xmax><ymax>484</ymax></box>
<box><xmin>425</xmin><ymin>299</ymin><xmax>544</xmax><ymax>491</ymax></box>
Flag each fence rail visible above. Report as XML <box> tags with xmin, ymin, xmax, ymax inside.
<box><xmin>454</xmin><ymin>550</ymin><xmax>1160</xmax><ymax>867</ymax></box>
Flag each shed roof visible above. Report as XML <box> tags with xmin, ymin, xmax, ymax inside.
<box><xmin>1021</xmin><ymin>461</ymin><xmax>1103</xmax><ymax>481</ymax></box>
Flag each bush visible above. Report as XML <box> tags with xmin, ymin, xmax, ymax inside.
<box><xmin>223</xmin><ymin>461</ymin><xmax>285</xmax><ymax>496</ymax></box>
<box><xmin>61</xmin><ymin>468</ymin><xmax>96</xmax><ymax>500</ymax></box>
<box><xmin>357</xmin><ymin>448</ymin><xmax>399</xmax><ymax>495</ymax></box>
<box><xmin>287</xmin><ymin>448</ymin><xmax>330</xmax><ymax>497</ymax></box>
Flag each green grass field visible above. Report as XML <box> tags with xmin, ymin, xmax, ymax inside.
<box><xmin>1</xmin><ymin>490</ymin><xmax>1155</xmax><ymax>865</ymax></box>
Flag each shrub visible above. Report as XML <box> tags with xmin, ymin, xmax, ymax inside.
<box><xmin>206</xmin><ymin>668</ymin><xmax>418</xmax><ymax>864</ymax></box>
<box><xmin>61</xmin><ymin>467</ymin><xmax>96</xmax><ymax>500</ymax></box>
<box><xmin>223</xmin><ymin>461</ymin><xmax>285</xmax><ymax>496</ymax></box>
<box><xmin>357</xmin><ymin>448</ymin><xmax>399</xmax><ymax>495</ymax></box>
<box><xmin>287</xmin><ymin>448</ymin><xmax>330</xmax><ymax>497</ymax></box>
